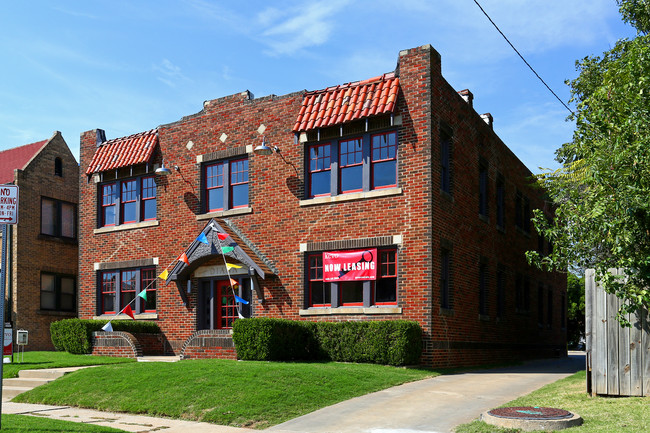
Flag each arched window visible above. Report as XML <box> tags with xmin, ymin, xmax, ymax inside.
<box><xmin>54</xmin><ymin>157</ymin><xmax>63</xmax><ymax>177</ymax></box>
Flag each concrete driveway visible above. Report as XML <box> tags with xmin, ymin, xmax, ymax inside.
<box><xmin>268</xmin><ymin>352</ymin><xmax>585</xmax><ymax>433</ymax></box>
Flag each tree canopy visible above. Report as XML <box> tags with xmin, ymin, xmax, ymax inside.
<box><xmin>527</xmin><ymin>0</ymin><xmax>650</xmax><ymax>324</ymax></box>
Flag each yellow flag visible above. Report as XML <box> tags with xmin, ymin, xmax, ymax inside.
<box><xmin>226</xmin><ymin>263</ymin><xmax>242</xmax><ymax>270</ymax></box>
<box><xmin>158</xmin><ymin>269</ymin><xmax>169</xmax><ymax>280</ymax></box>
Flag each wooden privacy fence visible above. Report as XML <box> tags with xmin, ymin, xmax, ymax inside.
<box><xmin>586</xmin><ymin>269</ymin><xmax>650</xmax><ymax>396</ymax></box>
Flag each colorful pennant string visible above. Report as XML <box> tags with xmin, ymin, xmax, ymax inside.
<box><xmin>196</xmin><ymin>233</ymin><xmax>209</xmax><ymax>244</ymax></box>
<box><xmin>123</xmin><ymin>304</ymin><xmax>135</xmax><ymax>320</ymax></box>
<box><xmin>138</xmin><ymin>290</ymin><xmax>148</xmax><ymax>301</ymax></box>
<box><xmin>234</xmin><ymin>294</ymin><xmax>249</xmax><ymax>305</ymax></box>
<box><xmin>222</xmin><ymin>246</ymin><xmax>234</xmax><ymax>253</ymax></box>
<box><xmin>158</xmin><ymin>269</ymin><xmax>169</xmax><ymax>281</ymax></box>
<box><xmin>226</xmin><ymin>263</ymin><xmax>241</xmax><ymax>270</ymax></box>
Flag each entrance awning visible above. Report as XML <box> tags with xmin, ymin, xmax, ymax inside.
<box><xmin>166</xmin><ymin>219</ymin><xmax>272</xmax><ymax>286</ymax></box>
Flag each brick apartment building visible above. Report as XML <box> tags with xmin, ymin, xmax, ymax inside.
<box><xmin>0</xmin><ymin>132</ymin><xmax>78</xmax><ymax>350</ymax></box>
<box><xmin>78</xmin><ymin>44</ymin><xmax>566</xmax><ymax>367</ymax></box>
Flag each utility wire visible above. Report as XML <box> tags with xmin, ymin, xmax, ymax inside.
<box><xmin>472</xmin><ymin>0</ymin><xmax>574</xmax><ymax>115</ymax></box>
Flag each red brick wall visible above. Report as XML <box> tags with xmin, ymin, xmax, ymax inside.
<box><xmin>78</xmin><ymin>44</ymin><xmax>566</xmax><ymax>367</ymax></box>
<box><xmin>11</xmin><ymin>132</ymin><xmax>78</xmax><ymax>350</ymax></box>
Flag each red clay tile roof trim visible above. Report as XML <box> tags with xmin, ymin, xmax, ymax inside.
<box><xmin>293</xmin><ymin>73</ymin><xmax>399</xmax><ymax>132</ymax></box>
<box><xmin>85</xmin><ymin>129</ymin><xmax>158</xmax><ymax>174</ymax></box>
<box><xmin>0</xmin><ymin>139</ymin><xmax>49</xmax><ymax>184</ymax></box>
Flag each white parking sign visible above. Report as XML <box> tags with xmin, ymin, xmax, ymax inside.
<box><xmin>0</xmin><ymin>185</ymin><xmax>18</xmax><ymax>224</ymax></box>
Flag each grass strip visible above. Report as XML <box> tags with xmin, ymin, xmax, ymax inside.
<box><xmin>0</xmin><ymin>414</ymin><xmax>126</xmax><ymax>432</ymax></box>
<box><xmin>455</xmin><ymin>370</ymin><xmax>650</xmax><ymax>433</ymax></box>
<box><xmin>3</xmin><ymin>351</ymin><xmax>134</xmax><ymax>378</ymax></box>
<box><xmin>14</xmin><ymin>359</ymin><xmax>436</xmax><ymax>429</ymax></box>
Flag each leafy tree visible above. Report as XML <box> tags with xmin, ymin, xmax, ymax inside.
<box><xmin>527</xmin><ymin>0</ymin><xmax>650</xmax><ymax>325</ymax></box>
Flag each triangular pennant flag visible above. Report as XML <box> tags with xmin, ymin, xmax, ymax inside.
<box><xmin>196</xmin><ymin>233</ymin><xmax>209</xmax><ymax>244</ymax></box>
<box><xmin>234</xmin><ymin>294</ymin><xmax>249</xmax><ymax>305</ymax></box>
<box><xmin>238</xmin><ymin>312</ymin><xmax>245</xmax><ymax>319</ymax></box>
<box><xmin>226</xmin><ymin>263</ymin><xmax>242</xmax><ymax>270</ymax></box>
<box><xmin>138</xmin><ymin>290</ymin><xmax>148</xmax><ymax>301</ymax></box>
<box><xmin>123</xmin><ymin>304</ymin><xmax>135</xmax><ymax>320</ymax></box>
<box><xmin>178</xmin><ymin>252</ymin><xmax>190</xmax><ymax>265</ymax></box>
<box><xmin>230</xmin><ymin>278</ymin><xmax>239</xmax><ymax>288</ymax></box>
<box><xmin>102</xmin><ymin>322</ymin><xmax>113</xmax><ymax>332</ymax></box>
<box><xmin>158</xmin><ymin>269</ymin><xmax>169</xmax><ymax>281</ymax></box>
<box><xmin>217</xmin><ymin>233</ymin><xmax>229</xmax><ymax>240</ymax></box>
<box><xmin>222</xmin><ymin>246</ymin><xmax>235</xmax><ymax>253</ymax></box>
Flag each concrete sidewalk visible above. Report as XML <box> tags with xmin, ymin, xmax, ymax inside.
<box><xmin>268</xmin><ymin>352</ymin><xmax>585</xmax><ymax>433</ymax></box>
<box><xmin>2</xmin><ymin>352</ymin><xmax>584</xmax><ymax>433</ymax></box>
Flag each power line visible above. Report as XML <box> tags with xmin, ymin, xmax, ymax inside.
<box><xmin>472</xmin><ymin>0</ymin><xmax>574</xmax><ymax>115</ymax></box>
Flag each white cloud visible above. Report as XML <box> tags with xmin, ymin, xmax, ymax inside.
<box><xmin>258</xmin><ymin>0</ymin><xmax>351</xmax><ymax>56</ymax></box>
<box><xmin>153</xmin><ymin>59</ymin><xmax>190</xmax><ymax>88</ymax></box>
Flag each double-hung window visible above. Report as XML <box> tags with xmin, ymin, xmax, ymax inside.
<box><xmin>309</xmin><ymin>144</ymin><xmax>331</xmax><ymax>197</ymax></box>
<box><xmin>339</xmin><ymin>138</ymin><xmax>364</xmax><ymax>193</ymax></box>
<box><xmin>41</xmin><ymin>197</ymin><xmax>76</xmax><ymax>239</ymax></box>
<box><xmin>100</xmin><ymin>175</ymin><xmax>156</xmax><ymax>227</ymax></box>
<box><xmin>204</xmin><ymin>158</ymin><xmax>249</xmax><ymax>212</ymax></box>
<box><xmin>306</xmin><ymin>247</ymin><xmax>398</xmax><ymax>308</ymax></box>
<box><xmin>99</xmin><ymin>267</ymin><xmax>156</xmax><ymax>315</ymax></box>
<box><xmin>306</xmin><ymin>130</ymin><xmax>398</xmax><ymax>198</ymax></box>
<box><xmin>41</xmin><ymin>273</ymin><xmax>76</xmax><ymax>312</ymax></box>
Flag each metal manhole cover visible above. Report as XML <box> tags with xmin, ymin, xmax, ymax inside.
<box><xmin>487</xmin><ymin>406</ymin><xmax>573</xmax><ymax>420</ymax></box>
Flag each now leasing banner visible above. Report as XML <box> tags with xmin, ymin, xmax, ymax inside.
<box><xmin>323</xmin><ymin>248</ymin><xmax>377</xmax><ymax>282</ymax></box>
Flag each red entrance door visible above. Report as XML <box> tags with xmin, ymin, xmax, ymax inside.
<box><xmin>198</xmin><ymin>279</ymin><xmax>238</xmax><ymax>330</ymax></box>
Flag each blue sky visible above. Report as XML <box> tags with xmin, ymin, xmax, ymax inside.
<box><xmin>0</xmin><ymin>1</ymin><xmax>637</xmax><ymax>171</ymax></box>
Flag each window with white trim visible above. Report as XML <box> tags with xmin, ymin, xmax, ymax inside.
<box><xmin>306</xmin><ymin>130</ymin><xmax>398</xmax><ymax>198</ymax></box>
<box><xmin>99</xmin><ymin>267</ymin><xmax>156</xmax><ymax>315</ymax></box>
<box><xmin>203</xmin><ymin>158</ymin><xmax>249</xmax><ymax>212</ymax></box>
<box><xmin>99</xmin><ymin>175</ymin><xmax>156</xmax><ymax>227</ymax></box>
<box><xmin>306</xmin><ymin>247</ymin><xmax>398</xmax><ymax>308</ymax></box>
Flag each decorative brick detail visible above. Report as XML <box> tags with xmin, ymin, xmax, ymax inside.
<box><xmin>181</xmin><ymin>329</ymin><xmax>237</xmax><ymax>360</ymax></box>
<box><xmin>92</xmin><ymin>331</ymin><xmax>143</xmax><ymax>358</ymax></box>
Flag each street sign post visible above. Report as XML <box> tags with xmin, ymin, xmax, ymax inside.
<box><xmin>0</xmin><ymin>184</ymin><xmax>18</xmax><ymax>428</ymax></box>
<box><xmin>0</xmin><ymin>185</ymin><xmax>18</xmax><ymax>224</ymax></box>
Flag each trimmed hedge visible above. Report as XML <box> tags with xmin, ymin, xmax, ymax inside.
<box><xmin>233</xmin><ymin>318</ymin><xmax>422</xmax><ymax>366</ymax></box>
<box><xmin>232</xmin><ymin>318</ymin><xmax>320</xmax><ymax>361</ymax></box>
<box><xmin>50</xmin><ymin>319</ymin><xmax>161</xmax><ymax>354</ymax></box>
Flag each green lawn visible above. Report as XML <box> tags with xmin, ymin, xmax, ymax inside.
<box><xmin>3</xmin><ymin>351</ymin><xmax>134</xmax><ymax>378</ymax></box>
<box><xmin>14</xmin><ymin>359</ymin><xmax>437</xmax><ymax>429</ymax></box>
<box><xmin>0</xmin><ymin>414</ymin><xmax>127</xmax><ymax>432</ymax></box>
<box><xmin>455</xmin><ymin>370</ymin><xmax>650</xmax><ymax>433</ymax></box>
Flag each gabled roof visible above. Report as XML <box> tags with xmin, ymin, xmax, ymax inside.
<box><xmin>167</xmin><ymin>219</ymin><xmax>274</xmax><ymax>285</ymax></box>
<box><xmin>85</xmin><ymin>129</ymin><xmax>158</xmax><ymax>175</ymax></box>
<box><xmin>293</xmin><ymin>72</ymin><xmax>400</xmax><ymax>132</ymax></box>
<box><xmin>0</xmin><ymin>139</ymin><xmax>48</xmax><ymax>184</ymax></box>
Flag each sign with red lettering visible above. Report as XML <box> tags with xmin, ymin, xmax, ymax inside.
<box><xmin>323</xmin><ymin>249</ymin><xmax>377</xmax><ymax>282</ymax></box>
<box><xmin>0</xmin><ymin>185</ymin><xmax>18</xmax><ymax>224</ymax></box>
<box><xmin>3</xmin><ymin>325</ymin><xmax>11</xmax><ymax>356</ymax></box>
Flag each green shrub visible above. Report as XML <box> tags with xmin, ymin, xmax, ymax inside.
<box><xmin>232</xmin><ymin>318</ymin><xmax>319</xmax><ymax>361</ymax></box>
<box><xmin>315</xmin><ymin>320</ymin><xmax>422</xmax><ymax>366</ymax></box>
<box><xmin>233</xmin><ymin>318</ymin><xmax>422</xmax><ymax>366</ymax></box>
<box><xmin>50</xmin><ymin>319</ymin><xmax>160</xmax><ymax>354</ymax></box>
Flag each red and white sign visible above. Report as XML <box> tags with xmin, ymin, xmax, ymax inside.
<box><xmin>323</xmin><ymin>248</ymin><xmax>377</xmax><ymax>282</ymax></box>
<box><xmin>3</xmin><ymin>326</ymin><xmax>11</xmax><ymax>356</ymax></box>
<box><xmin>0</xmin><ymin>185</ymin><xmax>19</xmax><ymax>224</ymax></box>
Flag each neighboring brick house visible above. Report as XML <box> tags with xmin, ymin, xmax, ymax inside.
<box><xmin>0</xmin><ymin>132</ymin><xmax>78</xmax><ymax>350</ymax></box>
<box><xmin>78</xmin><ymin>44</ymin><xmax>566</xmax><ymax>367</ymax></box>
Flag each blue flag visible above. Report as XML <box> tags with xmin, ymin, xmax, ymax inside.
<box><xmin>234</xmin><ymin>295</ymin><xmax>249</xmax><ymax>305</ymax></box>
<box><xmin>196</xmin><ymin>233</ymin><xmax>209</xmax><ymax>244</ymax></box>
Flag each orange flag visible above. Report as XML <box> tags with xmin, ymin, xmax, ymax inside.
<box><xmin>178</xmin><ymin>252</ymin><xmax>190</xmax><ymax>265</ymax></box>
<box><xmin>123</xmin><ymin>304</ymin><xmax>135</xmax><ymax>320</ymax></box>
<box><xmin>230</xmin><ymin>278</ymin><xmax>239</xmax><ymax>288</ymax></box>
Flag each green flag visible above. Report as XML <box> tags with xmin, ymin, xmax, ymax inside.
<box><xmin>138</xmin><ymin>290</ymin><xmax>147</xmax><ymax>301</ymax></box>
<box><xmin>222</xmin><ymin>246</ymin><xmax>234</xmax><ymax>253</ymax></box>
